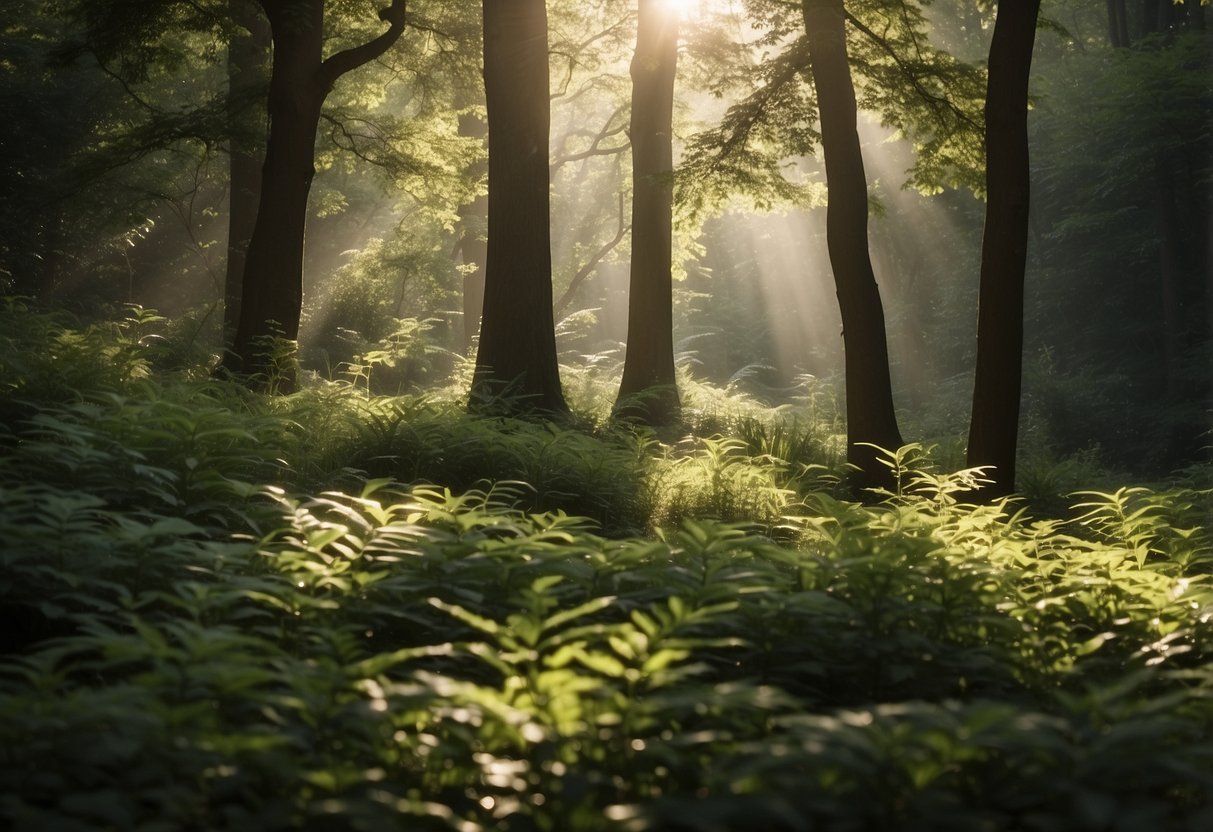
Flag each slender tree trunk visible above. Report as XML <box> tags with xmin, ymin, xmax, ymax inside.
<box><xmin>455</xmin><ymin>109</ymin><xmax>488</xmax><ymax>354</ymax></box>
<box><xmin>1106</xmin><ymin>0</ymin><xmax>1130</xmax><ymax>47</ymax></box>
<box><xmin>224</xmin><ymin>0</ymin><xmax>270</xmax><ymax>348</ymax></box>
<box><xmin>471</xmin><ymin>0</ymin><xmax>566</xmax><ymax>414</ymax></box>
<box><xmin>802</xmin><ymin>0</ymin><xmax>903</xmax><ymax>490</ymax></box>
<box><xmin>616</xmin><ymin>0</ymin><xmax>680</xmax><ymax>426</ymax></box>
<box><xmin>967</xmin><ymin>0</ymin><xmax>1040</xmax><ymax>497</ymax></box>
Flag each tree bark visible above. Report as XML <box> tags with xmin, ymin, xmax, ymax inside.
<box><xmin>225</xmin><ymin>0</ymin><xmax>324</xmax><ymax>384</ymax></box>
<box><xmin>615</xmin><ymin>0</ymin><xmax>680</xmax><ymax>426</ymax></box>
<box><xmin>471</xmin><ymin>0</ymin><xmax>567</xmax><ymax>414</ymax></box>
<box><xmin>966</xmin><ymin>0</ymin><xmax>1040</xmax><ymax>497</ymax></box>
<box><xmin>1106</xmin><ymin>0</ymin><xmax>1130</xmax><ymax>47</ymax></box>
<box><xmin>223</xmin><ymin>0</ymin><xmax>270</xmax><ymax>348</ymax></box>
<box><xmin>802</xmin><ymin>0</ymin><xmax>903</xmax><ymax>490</ymax></box>
<box><xmin>455</xmin><ymin>109</ymin><xmax>488</xmax><ymax>354</ymax></box>
<box><xmin>225</xmin><ymin>0</ymin><xmax>407</xmax><ymax>386</ymax></box>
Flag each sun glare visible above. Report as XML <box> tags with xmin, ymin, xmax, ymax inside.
<box><xmin>658</xmin><ymin>0</ymin><xmax>706</xmax><ymax>20</ymax></box>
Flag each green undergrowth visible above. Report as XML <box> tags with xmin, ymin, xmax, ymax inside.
<box><xmin>1</xmin><ymin>303</ymin><xmax>1212</xmax><ymax>830</ymax></box>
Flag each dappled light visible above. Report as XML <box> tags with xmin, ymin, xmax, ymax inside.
<box><xmin>1</xmin><ymin>0</ymin><xmax>1211</xmax><ymax>829</ymax></box>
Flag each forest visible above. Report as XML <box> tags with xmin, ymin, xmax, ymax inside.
<box><xmin>0</xmin><ymin>0</ymin><xmax>1211</xmax><ymax>829</ymax></box>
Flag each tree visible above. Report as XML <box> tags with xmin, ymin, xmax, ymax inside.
<box><xmin>546</xmin><ymin>0</ymin><xmax>635</xmax><ymax>320</ymax></box>
<box><xmin>677</xmin><ymin>0</ymin><xmax>987</xmax><ymax>487</ymax></box>
<box><xmin>224</xmin><ymin>0</ymin><xmax>408</xmax><ymax>383</ymax></box>
<box><xmin>453</xmin><ymin>106</ymin><xmax>488</xmax><ymax>355</ymax></box>
<box><xmin>1010</xmin><ymin>3</ymin><xmax>1211</xmax><ymax>473</ymax></box>
<box><xmin>222</xmin><ymin>0</ymin><xmax>269</xmax><ymax>345</ymax></box>
<box><xmin>615</xmin><ymin>0</ymin><xmax>681</xmax><ymax>426</ymax></box>
<box><xmin>0</xmin><ymin>1</ymin><xmax>101</xmax><ymax>298</ymax></box>
<box><xmin>966</xmin><ymin>0</ymin><xmax>1041</xmax><ymax>497</ymax></box>
<box><xmin>801</xmin><ymin>0</ymin><xmax>904</xmax><ymax>488</ymax></box>
<box><xmin>1107</xmin><ymin>0</ymin><xmax>1130</xmax><ymax>47</ymax></box>
<box><xmin>2</xmin><ymin>0</ymin><xmax>236</xmax><ymax>304</ymax></box>
<box><xmin>471</xmin><ymin>0</ymin><xmax>567</xmax><ymax>414</ymax></box>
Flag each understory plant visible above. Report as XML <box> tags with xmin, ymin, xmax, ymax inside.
<box><xmin>1</xmin><ymin>303</ymin><xmax>1210</xmax><ymax>830</ymax></box>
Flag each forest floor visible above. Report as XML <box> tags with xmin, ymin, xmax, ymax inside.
<box><xmin>1</xmin><ymin>304</ymin><xmax>1211</xmax><ymax>831</ymax></box>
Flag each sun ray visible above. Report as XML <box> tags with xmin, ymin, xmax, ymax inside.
<box><xmin>656</xmin><ymin>0</ymin><xmax>714</xmax><ymax>21</ymax></box>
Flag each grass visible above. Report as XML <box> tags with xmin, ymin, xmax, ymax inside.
<box><xmin>1</xmin><ymin>303</ymin><xmax>1211</xmax><ymax>830</ymax></box>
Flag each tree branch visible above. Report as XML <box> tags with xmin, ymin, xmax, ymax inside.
<box><xmin>549</xmin><ymin>11</ymin><xmax>633</xmax><ymax>100</ymax></box>
<box><xmin>555</xmin><ymin>192</ymin><xmax>630</xmax><ymax>315</ymax></box>
<box><xmin>89</xmin><ymin>48</ymin><xmax>162</xmax><ymax>114</ymax></box>
<box><xmin>844</xmin><ymin>9</ymin><xmax>983</xmax><ymax>134</ymax></box>
<box><xmin>317</xmin><ymin>0</ymin><xmax>407</xmax><ymax>91</ymax></box>
<box><xmin>551</xmin><ymin>105</ymin><xmax>630</xmax><ymax>173</ymax></box>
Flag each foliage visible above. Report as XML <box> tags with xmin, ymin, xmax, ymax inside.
<box><xmin>1</xmin><ymin>304</ymin><xmax>1211</xmax><ymax>831</ymax></box>
<box><xmin>1</xmin><ymin>1</ymin><xmax>1212</xmax><ymax>824</ymax></box>
<box><xmin>1025</xmin><ymin>26</ymin><xmax>1213</xmax><ymax>472</ymax></box>
<box><xmin>676</xmin><ymin>0</ymin><xmax>986</xmax><ymax>221</ymax></box>
<box><xmin>301</xmin><ymin>228</ymin><xmax>465</xmax><ymax>382</ymax></box>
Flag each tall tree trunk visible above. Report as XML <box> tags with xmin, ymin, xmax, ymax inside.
<box><xmin>224</xmin><ymin>0</ymin><xmax>270</xmax><ymax>348</ymax></box>
<box><xmin>966</xmin><ymin>0</ymin><xmax>1040</xmax><ymax>497</ymax></box>
<box><xmin>1140</xmin><ymin>0</ymin><xmax>1167</xmax><ymax>38</ymax></box>
<box><xmin>801</xmin><ymin>0</ymin><xmax>903</xmax><ymax>490</ymax></box>
<box><xmin>226</xmin><ymin>0</ymin><xmax>325</xmax><ymax>385</ymax></box>
<box><xmin>455</xmin><ymin>108</ymin><xmax>488</xmax><ymax>354</ymax></box>
<box><xmin>615</xmin><ymin>0</ymin><xmax>680</xmax><ymax>426</ymax></box>
<box><xmin>1106</xmin><ymin>0</ymin><xmax>1130</xmax><ymax>47</ymax></box>
<box><xmin>471</xmin><ymin>0</ymin><xmax>566</xmax><ymax>414</ymax></box>
<box><xmin>224</xmin><ymin>0</ymin><xmax>406</xmax><ymax>386</ymax></box>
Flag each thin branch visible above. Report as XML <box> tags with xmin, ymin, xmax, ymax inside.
<box><xmin>90</xmin><ymin>49</ymin><xmax>162</xmax><ymax>114</ymax></box>
<box><xmin>554</xmin><ymin>192</ymin><xmax>630</xmax><ymax>315</ymax></box>
<box><xmin>551</xmin><ymin>105</ymin><xmax>630</xmax><ymax>173</ymax></box>
<box><xmin>552</xmin><ymin>142</ymin><xmax>630</xmax><ymax>171</ymax></box>
<box><xmin>549</xmin><ymin>11</ymin><xmax>634</xmax><ymax>100</ymax></box>
<box><xmin>844</xmin><ymin>9</ymin><xmax>983</xmax><ymax>134</ymax></box>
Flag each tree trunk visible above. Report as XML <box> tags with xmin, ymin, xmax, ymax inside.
<box><xmin>1106</xmin><ymin>0</ymin><xmax>1130</xmax><ymax>47</ymax></box>
<box><xmin>455</xmin><ymin>109</ymin><xmax>488</xmax><ymax>354</ymax></box>
<box><xmin>225</xmin><ymin>0</ymin><xmax>325</xmax><ymax>385</ymax></box>
<box><xmin>223</xmin><ymin>0</ymin><xmax>270</xmax><ymax>348</ymax></box>
<box><xmin>967</xmin><ymin>0</ymin><xmax>1040</xmax><ymax>497</ymax></box>
<box><xmin>802</xmin><ymin>0</ymin><xmax>903</xmax><ymax>490</ymax></box>
<box><xmin>224</xmin><ymin>0</ymin><xmax>406</xmax><ymax>387</ymax></box>
<box><xmin>1140</xmin><ymin>0</ymin><xmax>1166</xmax><ymax>38</ymax></box>
<box><xmin>471</xmin><ymin>0</ymin><xmax>567</xmax><ymax>414</ymax></box>
<box><xmin>615</xmin><ymin>0</ymin><xmax>680</xmax><ymax>426</ymax></box>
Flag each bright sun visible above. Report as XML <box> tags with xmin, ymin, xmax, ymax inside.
<box><xmin>658</xmin><ymin>0</ymin><xmax>703</xmax><ymax>19</ymax></box>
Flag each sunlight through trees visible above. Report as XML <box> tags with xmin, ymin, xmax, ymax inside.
<box><xmin>1</xmin><ymin>3</ymin><xmax>1211</xmax><ymax>825</ymax></box>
